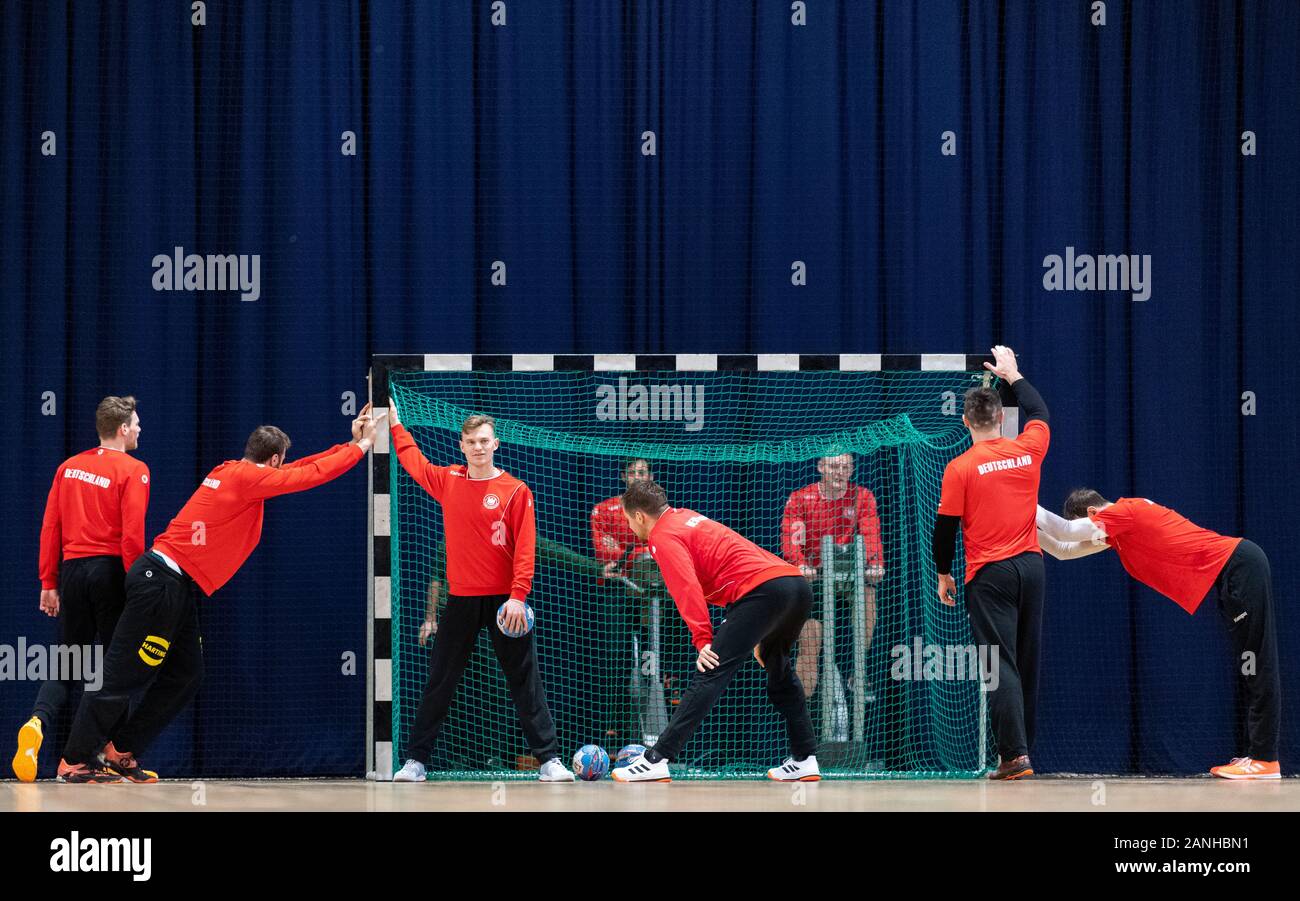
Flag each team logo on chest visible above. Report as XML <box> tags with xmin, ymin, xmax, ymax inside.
<box><xmin>482</xmin><ymin>493</ymin><xmax>501</xmax><ymax>510</ymax></box>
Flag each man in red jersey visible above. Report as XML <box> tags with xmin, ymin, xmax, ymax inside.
<box><xmin>932</xmin><ymin>345</ymin><xmax>1049</xmax><ymax>780</ymax></box>
<box><xmin>611</xmin><ymin>480</ymin><xmax>819</xmax><ymax>783</ymax></box>
<box><xmin>592</xmin><ymin>458</ymin><xmax>654</xmax><ymax>580</ymax></box>
<box><xmin>12</xmin><ymin>397</ymin><xmax>149</xmax><ymax>782</ymax></box>
<box><xmin>1037</xmin><ymin>492</ymin><xmax>1281</xmax><ymax>779</ymax></box>
<box><xmin>55</xmin><ymin>407</ymin><xmax>378</xmax><ymax>783</ymax></box>
<box><xmin>388</xmin><ymin>400</ymin><xmax>573</xmax><ymax>783</ymax></box>
<box><xmin>781</xmin><ymin>453</ymin><xmax>884</xmax><ymax>703</ymax></box>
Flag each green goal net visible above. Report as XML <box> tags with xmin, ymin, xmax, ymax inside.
<box><xmin>386</xmin><ymin>367</ymin><xmax>997</xmax><ymax>779</ymax></box>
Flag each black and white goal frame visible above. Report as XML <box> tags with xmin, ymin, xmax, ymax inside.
<box><xmin>365</xmin><ymin>352</ymin><xmax>1016</xmax><ymax>780</ymax></box>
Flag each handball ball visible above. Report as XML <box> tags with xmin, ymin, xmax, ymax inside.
<box><xmin>615</xmin><ymin>744</ymin><xmax>647</xmax><ymax>769</ymax></box>
<box><xmin>572</xmin><ymin>744</ymin><xmax>610</xmax><ymax>781</ymax></box>
<box><xmin>496</xmin><ymin>602</ymin><xmax>535</xmax><ymax>638</ymax></box>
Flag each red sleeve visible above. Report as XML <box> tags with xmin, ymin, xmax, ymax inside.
<box><xmin>283</xmin><ymin>444</ymin><xmax>345</xmax><ymax>470</ymax></box>
<box><xmin>508</xmin><ymin>485</ymin><xmax>536</xmax><ymax>601</ymax></box>
<box><xmin>244</xmin><ymin>443</ymin><xmax>364</xmax><ymax>499</ymax></box>
<box><xmin>780</xmin><ymin>493</ymin><xmax>806</xmax><ymax>566</ymax></box>
<box><xmin>937</xmin><ymin>460</ymin><xmax>966</xmax><ymax>517</ymax></box>
<box><xmin>857</xmin><ymin>488</ymin><xmax>883</xmax><ymax>563</ymax></box>
<box><xmin>653</xmin><ymin>534</ymin><xmax>713</xmax><ymax>651</ymax></box>
<box><xmin>38</xmin><ymin>469</ymin><xmax>62</xmax><ymax>590</ymax></box>
<box><xmin>120</xmin><ymin>464</ymin><xmax>150</xmax><ymax>570</ymax></box>
<box><xmin>591</xmin><ymin>504</ymin><xmax>624</xmax><ymax>563</ymax></box>
<box><xmin>1091</xmin><ymin>500</ymin><xmax>1134</xmax><ymax>539</ymax></box>
<box><xmin>391</xmin><ymin>424</ymin><xmax>448</xmax><ymax>501</ymax></box>
<box><xmin>1017</xmin><ymin>419</ymin><xmax>1051</xmax><ymax>458</ymax></box>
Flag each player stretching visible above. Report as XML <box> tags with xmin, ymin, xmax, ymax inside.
<box><xmin>13</xmin><ymin>397</ymin><xmax>149</xmax><ymax>782</ymax></box>
<box><xmin>1038</xmin><ymin>493</ymin><xmax>1282</xmax><ymax>779</ymax></box>
<box><xmin>932</xmin><ymin>345</ymin><xmax>1049</xmax><ymax>780</ymax></box>
<box><xmin>389</xmin><ymin>401</ymin><xmax>574</xmax><ymax>783</ymax></box>
<box><xmin>611</xmin><ymin>480</ymin><xmax>819</xmax><ymax>783</ymax></box>
<box><xmin>55</xmin><ymin>408</ymin><xmax>378</xmax><ymax>783</ymax></box>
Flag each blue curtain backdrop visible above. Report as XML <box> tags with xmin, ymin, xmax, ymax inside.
<box><xmin>1</xmin><ymin>1</ymin><xmax>1296</xmax><ymax>777</ymax></box>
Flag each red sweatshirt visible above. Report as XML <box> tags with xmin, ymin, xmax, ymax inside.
<box><xmin>648</xmin><ymin>507</ymin><xmax>801</xmax><ymax>650</ymax></box>
<box><xmin>781</xmin><ymin>482</ymin><xmax>884</xmax><ymax>569</ymax></box>
<box><xmin>591</xmin><ymin>495</ymin><xmax>650</xmax><ymax>572</ymax></box>
<box><xmin>152</xmin><ymin>442</ymin><xmax>364</xmax><ymax>595</ymax></box>
<box><xmin>391</xmin><ymin>424</ymin><xmax>536</xmax><ymax>600</ymax></box>
<box><xmin>39</xmin><ymin>447</ymin><xmax>151</xmax><ymax>589</ymax></box>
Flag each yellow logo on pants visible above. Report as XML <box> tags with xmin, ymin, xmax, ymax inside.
<box><xmin>138</xmin><ymin>635</ymin><xmax>170</xmax><ymax>667</ymax></box>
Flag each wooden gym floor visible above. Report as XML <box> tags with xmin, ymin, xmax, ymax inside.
<box><xmin>3</xmin><ymin>777</ymin><xmax>1297</xmax><ymax>813</ymax></box>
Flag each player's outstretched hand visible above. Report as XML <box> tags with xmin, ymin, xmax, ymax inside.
<box><xmin>39</xmin><ymin>588</ymin><xmax>59</xmax><ymax>617</ymax></box>
<box><xmin>936</xmin><ymin>572</ymin><xmax>958</xmax><ymax>606</ymax></box>
<box><xmin>983</xmin><ymin>344</ymin><xmax>1022</xmax><ymax>384</ymax></box>
<box><xmin>388</xmin><ymin>397</ymin><xmax>402</xmax><ymax>428</ymax></box>
<box><xmin>697</xmin><ymin>644</ymin><xmax>720</xmax><ymax>672</ymax></box>
<box><xmin>350</xmin><ymin>401</ymin><xmax>372</xmax><ymax>441</ymax></box>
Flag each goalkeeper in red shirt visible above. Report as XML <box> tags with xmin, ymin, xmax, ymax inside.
<box><xmin>1037</xmin><ymin>492</ymin><xmax>1281</xmax><ymax>779</ymax></box>
<box><xmin>611</xmin><ymin>480</ymin><xmax>819</xmax><ymax>783</ymax></box>
<box><xmin>388</xmin><ymin>401</ymin><xmax>573</xmax><ymax>783</ymax></box>
<box><xmin>55</xmin><ymin>407</ymin><xmax>378</xmax><ymax>783</ymax></box>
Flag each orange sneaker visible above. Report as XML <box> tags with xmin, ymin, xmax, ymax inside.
<box><xmin>1210</xmin><ymin>757</ymin><xmax>1280</xmax><ymax>780</ymax></box>
<box><xmin>12</xmin><ymin>716</ymin><xmax>43</xmax><ymax>782</ymax></box>
<box><xmin>100</xmin><ymin>742</ymin><xmax>159</xmax><ymax>783</ymax></box>
<box><xmin>57</xmin><ymin>758</ymin><xmax>123</xmax><ymax>784</ymax></box>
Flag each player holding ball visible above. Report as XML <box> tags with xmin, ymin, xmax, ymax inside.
<box><xmin>388</xmin><ymin>399</ymin><xmax>574</xmax><ymax>783</ymax></box>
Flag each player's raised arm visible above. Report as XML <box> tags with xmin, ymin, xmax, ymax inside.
<box><xmin>244</xmin><ymin>411</ymin><xmax>375</xmax><ymax>500</ymax></box>
<box><xmin>388</xmin><ymin>398</ymin><xmax>451</xmax><ymax>501</ymax></box>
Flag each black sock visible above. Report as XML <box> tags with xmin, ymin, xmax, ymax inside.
<box><xmin>644</xmin><ymin>748</ymin><xmax>664</xmax><ymax>763</ymax></box>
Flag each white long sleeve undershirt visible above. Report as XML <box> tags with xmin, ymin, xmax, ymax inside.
<box><xmin>1036</xmin><ymin>505</ymin><xmax>1110</xmax><ymax>560</ymax></box>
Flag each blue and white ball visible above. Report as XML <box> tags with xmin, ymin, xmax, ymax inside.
<box><xmin>572</xmin><ymin>744</ymin><xmax>610</xmax><ymax>781</ymax></box>
<box><xmin>495</xmin><ymin>602</ymin><xmax>535</xmax><ymax>638</ymax></box>
<box><xmin>615</xmin><ymin>744</ymin><xmax>647</xmax><ymax>769</ymax></box>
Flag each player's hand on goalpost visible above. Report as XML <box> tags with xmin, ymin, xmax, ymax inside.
<box><xmin>350</xmin><ymin>402</ymin><xmax>382</xmax><ymax>451</ymax></box>
<box><xmin>936</xmin><ymin>572</ymin><xmax>958</xmax><ymax>606</ymax></box>
<box><xmin>697</xmin><ymin>644</ymin><xmax>720</xmax><ymax>672</ymax></box>
<box><xmin>388</xmin><ymin>396</ymin><xmax>401</xmax><ymax>427</ymax></box>
<box><xmin>982</xmin><ymin>344</ymin><xmax>1022</xmax><ymax>384</ymax></box>
<box><xmin>39</xmin><ymin>588</ymin><xmax>60</xmax><ymax>617</ymax></box>
<box><xmin>500</xmin><ymin>598</ymin><xmax>528</xmax><ymax>634</ymax></box>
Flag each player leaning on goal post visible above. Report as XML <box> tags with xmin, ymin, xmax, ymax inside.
<box><xmin>13</xmin><ymin>396</ymin><xmax>149</xmax><ymax>782</ymax></box>
<box><xmin>388</xmin><ymin>399</ymin><xmax>575</xmax><ymax>783</ymax></box>
<box><xmin>54</xmin><ymin>407</ymin><xmax>379</xmax><ymax>783</ymax></box>
<box><xmin>611</xmin><ymin>480</ymin><xmax>820</xmax><ymax>783</ymax></box>
<box><xmin>931</xmin><ymin>345</ymin><xmax>1049</xmax><ymax>781</ymax></box>
<box><xmin>1037</xmin><ymin>493</ymin><xmax>1282</xmax><ymax>779</ymax></box>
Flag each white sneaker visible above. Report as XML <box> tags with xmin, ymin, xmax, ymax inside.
<box><xmin>538</xmin><ymin>758</ymin><xmax>575</xmax><ymax>782</ymax></box>
<box><xmin>392</xmin><ymin>759</ymin><xmax>427</xmax><ymax>782</ymax></box>
<box><xmin>610</xmin><ymin>753</ymin><xmax>671</xmax><ymax>783</ymax></box>
<box><xmin>767</xmin><ymin>755</ymin><xmax>821</xmax><ymax>782</ymax></box>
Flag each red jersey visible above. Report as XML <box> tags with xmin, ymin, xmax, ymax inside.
<box><xmin>39</xmin><ymin>447</ymin><xmax>151</xmax><ymax>589</ymax></box>
<box><xmin>391</xmin><ymin>424</ymin><xmax>536</xmax><ymax>600</ymax></box>
<box><xmin>591</xmin><ymin>495</ymin><xmax>650</xmax><ymax>573</ymax></box>
<box><xmin>937</xmin><ymin>419</ymin><xmax>1050</xmax><ymax>582</ymax></box>
<box><xmin>648</xmin><ymin>507</ymin><xmax>801</xmax><ymax>650</ymax></box>
<box><xmin>1091</xmin><ymin>497</ymin><xmax>1242</xmax><ymax>614</ymax></box>
<box><xmin>152</xmin><ymin>442</ymin><xmax>364</xmax><ymax>595</ymax></box>
<box><xmin>781</xmin><ymin>482</ymin><xmax>883</xmax><ymax>569</ymax></box>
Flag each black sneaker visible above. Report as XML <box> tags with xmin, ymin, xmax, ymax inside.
<box><xmin>988</xmin><ymin>755</ymin><xmax>1034</xmax><ymax>780</ymax></box>
<box><xmin>57</xmin><ymin>758</ymin><xmax>123</xmax><ymax>784</ymax></box>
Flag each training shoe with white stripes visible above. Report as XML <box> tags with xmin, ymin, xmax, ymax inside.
<box><xmin>767</xmin><ymin>755</ymin><xmax>822</xmax><ymax>782</ymax></box>
<box><xmin>610</xmin><ymin>753</ymin><xmax>671</xmax><ymax>783</ymax></box>
<box><xmin>1210</xmin><ymin>757</ymin><xmax>1280</xmax><ymax>780</ymax></box>
<box><xmin>392</xmin><ymin>759</ymin><xmax>427</xmax><ymax>782</ymax></box>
